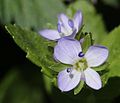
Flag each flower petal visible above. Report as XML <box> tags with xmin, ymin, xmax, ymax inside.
<box><xmin>39</xmin><ymin>29</ymin><xmax>61</xmax><ymax>40</ymax></box>
<box><xmin>65</xmin><ymin>29</ymin><xmax>77</xmax><ymax>39</ymax></box>
<box><xmin>73</xmin><ymin>10</ymin><xmax>83</xmax><ymax>32</ymax></box>
<box><xmin>85</xmin><ymin>45</ymin><xmax>109</xmax><ymax>67</ymax></box>
<box><xmin>68</xmin><ymin>19</ymin><xmax>74</xmax><ymax>29</ymax></box>
<box><xmin>58</xmin><ymin>68</ymin><xmax>81</xmax><ymax>92</ymax></box>
<box><xmin>84</xmin><ymin>68</ymin><xmax>102</xmax><ymax>90</ymax></box>
<box><xmin>54</xmin><ymin>38</ymin><xmax>82</xmax><ymax>64</ymax></box>
<box><xmin>58</xmin><ymin>13</ymin><xmax>72</xmax><ymax>35</ymax></box>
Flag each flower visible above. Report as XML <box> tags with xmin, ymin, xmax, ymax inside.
<box><xmin>54</xmin><ymin>38</ymin><xmax>109</xmax><ymax>92</ymax></box>
<box><xmin>39</xmin><ymin>10</ymin><xmax>83</xmax><ymax>40</ymax></box>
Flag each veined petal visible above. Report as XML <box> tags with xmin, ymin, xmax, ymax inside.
<box><xmin>84</xmin><ymin>68</ymin><xmax>102</xmax><ymax>90</ymax></box>
<box><xmin>58</xmin><ymin>68</ymin><xmax>81</xmax><ymax>92</ymax></box>
<box><xmin>54</xmin><ymin>38</ymin><xmax>82</xmax><ymax>64</ymax></box>
<box><xmin>73</xmin><ymin>10</ymin><xmax>83</xmax><ymax>32</ymax></box>
<box><xmin>39</xmin><ymin>29</ymin><xmax>61</xmax><ymax>40</ymax></box>
<box><xmin>58</xmin><ymin>13</ymin><xmax>72</xmax><ymax>35</ymax></box>
<box><xmin>85</xmin><ymin>45</ymin><xmax>109</xmax><ymax>67</ymax></box>
<box><xmin>65</xmin><ymin>29</ymin><xmax>77</xmax><ymax>39</ymax></box>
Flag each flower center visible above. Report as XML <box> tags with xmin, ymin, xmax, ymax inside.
<box><xmin>73</xmin><ymin>58</ymin><xmax>88</xmax><ymax>71</ymax></box>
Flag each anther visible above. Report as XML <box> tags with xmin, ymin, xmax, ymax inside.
<box><xmin>67</xmin><ymin>68</ymin><xmax>72</xmax><ymax>73</ymax></box>
<box><xmin>57</xmin><ymin>23</ymin><xmax>61</xmax><ymax>33</ymax></box>
<box><xmin>68</xmin><ymin>19</ymin><xmax>74</xmax><ymax>29</ymax></box>
<box><xmin>78</xmin><ymin>52</ymin><xmax>84</xmax><ymax>57</ymax></box>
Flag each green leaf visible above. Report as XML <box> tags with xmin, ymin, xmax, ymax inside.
<box><xmin>5</xmin><ymin>24</ymin><xmax>67</xmax><ymax>75</ymax></box>
<box><xmin>102</xmin><ymin>0</ymin><xmax>120</xmax><ymax>7</ymax></box>
<box><xmin>93</xmin><ymin>26</ymin><xmax>120</xmax><ymax>86</ymax></box>
<box><xmin>80</xmin><ymin>33</ymin><xmax>93</xmax><ymax>53</ymax></box>
<box><xmin>67</xmin><ymin>0</ymin><xmax>107</xmax><ymax>43</ymax></box>
<box><xmin>0</xmin><ymin>0</ymin><xmax>65</xmax><ymax>30</ymax></box>
<box><xmin>0</xmin><ymin>67</ymin><xmax>44</xmax><ymax>103</ymax></box>
<box><xmin>101</xmin><ymin>26</ymin><xmax>120</xmax><ymax>78</ymax></box>
<box><xmin>0</xmin><ymin>70</ymin><xmax>17</xmax><ymax>102</ymax></box>
<box><xmin>94</xmin><ymin>62</ymin><xmax>109</xmax><ymax>71</ymax></box>
<box><xmin>43</xmin><ymin>75</ymin><xmax>52</xmax><ymax>94</ymax></box>
<box><xmin>74</xmin><ymin>81</ymin><xmax>84</xmax><ymax>95</ymax></box>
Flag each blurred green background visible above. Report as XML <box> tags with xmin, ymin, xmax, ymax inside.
<box><xmin>0</xmin><ymin>0</ymin><xmax>120</xmax><ymax>103</ymax></box>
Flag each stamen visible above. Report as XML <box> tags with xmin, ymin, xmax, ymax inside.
<box><xmin>68</xmin><ymin>19</ymin><xmax>74</xmax><ymax>29</ymax></box>
<box><xmin>67</xmin><ymin>68</ymin><xmax>74</xmax><ymax>79</ymax></box>
<box><xmin>78</xmin><ymin>52</ymin><xmax>84</xmax><ymax>57</ymax></box>
<box><xmin>67</xmin><ymin>68</ymin><xmax>72</xmax><ymax>73</ymax></box>
<box><xmin>57</xmin><ymin>23</ymin><xmax>61</xmax><ymax>33</ymax></box>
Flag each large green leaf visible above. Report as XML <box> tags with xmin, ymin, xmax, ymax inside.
<box><xmin>92</xmin><ymin>26</ymin><xmax>120</xmax><ymax>87</ymax></box>
<box><xmin>67</xmin><ymin>0</ymin><xmax>107</xmax><ymax>43</ymax></box>
<box><xmin>0</xmin><ymin>0</ymin><xmax>65</xmax><ymax>30</ymax></box>
<box><xmin>5</xmin><ymin>25</ymin><xmax>67</xmax><ymax>76</ymax></box>
<box><xmin>101</xmin><ymin>26</ymin><xmax>120</xmax><ymax>78</ymax></box>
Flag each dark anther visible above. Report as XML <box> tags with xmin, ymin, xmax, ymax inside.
<box><xmin>78</xmin><ymin>52</ymin><xmax>84</xmax><ymax>57</ymax></box>
<box><xmin>67</xmin><ymin>68</ymin><xmax>71</xmax><ymax>73</ymax></box>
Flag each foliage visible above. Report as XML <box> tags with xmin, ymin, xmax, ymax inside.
<box><xmin>0</xmin><ymin>66</ymin><xmax>44</xmax><ymax>103</ymax></box>
<box><xmin>0</xmin><ymin>0</ymin><xmax>65</xmax><ymax>30</ymax></box>
<box><xmin>102</xmin><ymin>0</ymin><xmax>120</xmax><ymax>7</ymax></box>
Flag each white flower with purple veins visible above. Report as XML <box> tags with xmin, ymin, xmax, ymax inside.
<box><xmin>54</xmin><ymin>38</ymin><xmax>109</xmax><ymax>92</ymax></box>
<box><xmin>39</xmin><ymin>11</ymin><xmax>83</xmax><ymax>40</ymax></box>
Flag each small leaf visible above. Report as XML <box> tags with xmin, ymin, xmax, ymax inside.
<box><xmin>74</xmin><ymin>81</ymin><xmax>84</xmax><ymax>95</ymax></box>
<box><xmin>94</xmin><ymin>62</ymin><xmax>109</xmax><ymax>71</ymax></box>
<box><xmin>80</xmin><ymin>33</ymin><xmax>93</xmax><ymax>53</ymax></box>
<box><xmin>43</xmin><ymin>75</ymin><xmax>52</xmax><ymax>94</ymax></box>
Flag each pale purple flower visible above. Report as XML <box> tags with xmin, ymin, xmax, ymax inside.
<box><xmin>39</xmin><ymin>11</ymin><xmax>83</xmax><ymax>40</ymax></box>
<box><xmin>54</xmin><ymin>38</ymin><xmax>109</xmax><ymax>92</ymax></box>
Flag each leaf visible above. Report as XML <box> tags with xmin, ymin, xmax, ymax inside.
<box><xmin>74</xmin><ymin>81</ymin><xmax>84</xmax><ymax>95</ymax></box>
<box><xmin>102</xmin><ymin>0</ymin><xmax>120</xmax><ymax>7</ymax></box>
<box><xmin>67</xmin><ymin>0</ymin><xmax>107</xmax><ymax>43</ymax></box>
<box><xmin>101</xmin><ymin>26</ymin><xmax>120</xmax><ymax>78</ymax></box>
<box><xmin>5</xmin><ymin>24</ymin><xmax>67</xmax><ymax>75</ymax></box>
<box><xmin>0</xmin><ymin>0</ymin><xmax>65</xmax><ymax>30</ymax></box>
<box><xmin>93</xmin><ymin>26</ymin><xmax>120</xmax><ymax>87</ymax></box>
<box><xmin>0</xmin><ymin>67</ymin><xmax>44</xmax><ymax>103</ymax></box>
<box><xmin>80</xmin><ymin>33</ymin><xmax>93</xmax><ymax>53</ymax></box>
<box><xmin>94</xmin><ymin>62</ymin><xmax>109</xmax><ymax>71</ymax></box>
<box><xmin>43</xmin><ymin>75</ymin><xmax>52</xmax><ymax>94</ymax></box>
<box><xmin>0</xmin><ymin>70</ymin><xmax>17</xmax><ymax>102</ymax></box>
